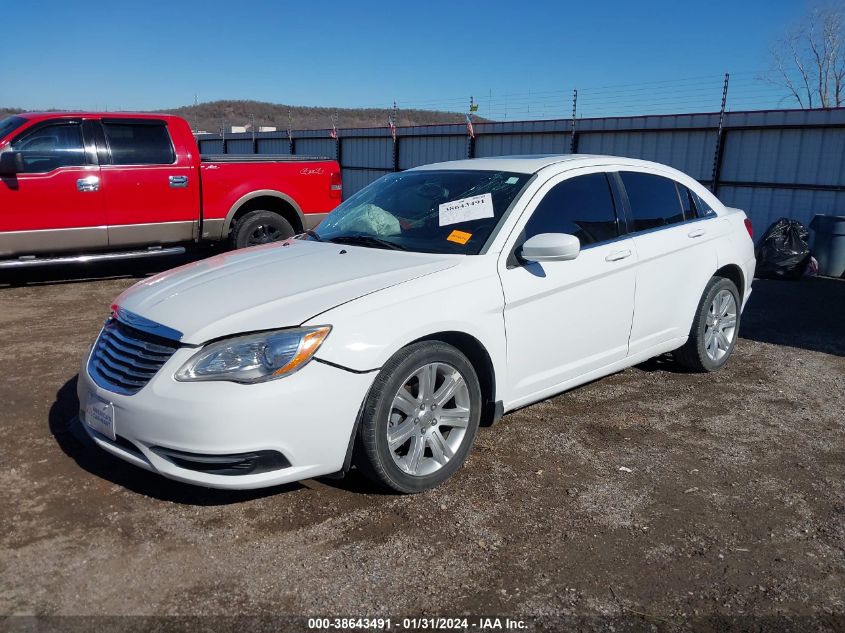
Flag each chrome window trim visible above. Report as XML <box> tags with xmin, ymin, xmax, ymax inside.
<box><xmin>618</xmin><ymin>213</ymin><xmax>717</xmax><ymax>241</ymax></box>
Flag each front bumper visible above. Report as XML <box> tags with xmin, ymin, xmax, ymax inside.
<box><xmin>77</xmin><ymin>348</ymin><xmax>376</xmax><ymax>489</ymax></box>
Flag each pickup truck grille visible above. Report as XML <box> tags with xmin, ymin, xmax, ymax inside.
<box><xmin>88</xmin><ymin>320</ymin><xmax>179</xmax><ymax>395</ymax></box>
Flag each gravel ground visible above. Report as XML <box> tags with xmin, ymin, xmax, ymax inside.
<box><xmin>0</xmin><ymin>260</ymin><xmax>843</xmax><ymax>632</ymax></box>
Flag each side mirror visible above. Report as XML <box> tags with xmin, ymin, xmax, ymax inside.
<box><xmin>520</xmin><ymin>233</ymin><xmax>581</xmax><ymax>262</ymax></box>
<box><xmin>0</xmin><ymin>151</ymin><xmax>24</xmax><ymax>176</ymax></box>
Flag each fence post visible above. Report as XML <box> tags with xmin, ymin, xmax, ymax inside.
<box><xmin>569</xmin><ymin>89</ymin><xmax>578</xmax><ymax>154</ymax></box>
<box><xmin>251</xmin><ymin>115</ymin><xmax>256</xmax><ymax>154</ymax></box>
<box><xmin>466</xmin><ymin>96</ymin><xmax>476</xmax><ymax>159</ymax></box>
<box><xmin>710</xmin><ymin>73</ymin><xmax>730</xmax><ymax>194</ymax></box>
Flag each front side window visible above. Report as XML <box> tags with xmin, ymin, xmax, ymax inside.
<box><xmin>104</xmin><ymin>122</ymin><xmax>175</xmax><ymax>165</ymax></box>
<box><xmin>10</xmin><ymin>122</ymin><xmax>86</xmax><ymax>173</ymax></box>
<box><xmin>620</xmin><ymin>171</ymin><xmax>685</xmax><ymax>231</ymax></box>
<box><xmin>310</xmin><ymin>170</ymin><xmax>532</xmax><ymax>254</ymax></box>
<box><xmin>523</xmin><ymin>173</ymin><xmax>619</xmax><ymax>246</ymax></box>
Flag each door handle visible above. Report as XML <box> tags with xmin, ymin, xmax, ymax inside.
<box><xmin>76</xmin><ymin>176</ymin><xmax>100</xmax><ymax>192</ymax></box>
<box><xmin>605</xmin><ymin>249</ymin><xmax>632</xmax><ymax>262</ymax></box>
<box><xmin>169</xmin><ymin>175</ymin><xmax>189</xmax><ymax>188</ymax></box>
<box><xmin>688</xmin><ymin>228</ymin><xmax>706</xmax><ymax>238</ymax></box>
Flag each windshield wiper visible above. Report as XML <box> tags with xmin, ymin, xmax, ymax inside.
<box><xmin>327</xmin><ymin>235</ymin><xmax>408</xmax><ymax>251</ymax></box>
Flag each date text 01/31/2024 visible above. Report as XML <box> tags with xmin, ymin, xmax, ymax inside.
<box><xmin>307</xmin><ymin>617</ymin><xmax>528</xmax><ymax>630</ymax></box>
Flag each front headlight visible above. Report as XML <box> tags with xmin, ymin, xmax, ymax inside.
<box><xmin>175</xmin><ymin>326</ymin><xmax>331</xmax><ymax>384</ymax></box>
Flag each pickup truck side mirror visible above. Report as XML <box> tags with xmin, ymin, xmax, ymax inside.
<box><xmin>519</xmin><ymin>233</ymin><xmax>581</xmax><ymax>263</ymax></box>
<box><xmin>0</xmin><ymin>151</ymin><xmax>24</xmax><ymax>176</ymax></box>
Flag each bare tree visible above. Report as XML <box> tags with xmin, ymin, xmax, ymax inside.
<box><xmin>770</xmin><ymin>4</ymin><xmax>845</xmax><ymax>108</ymax></box>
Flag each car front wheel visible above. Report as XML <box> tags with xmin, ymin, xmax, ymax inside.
<box><xmin>354</xmin><ymin>341</ymin><xmax>482</xmax><ymax>493</ymax></box>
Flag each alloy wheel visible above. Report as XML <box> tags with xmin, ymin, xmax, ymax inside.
<box><xmin>247</xmin><ymin>224</ymin><xmax>283</xmax><ymax>246</ymax></box>
<box><xmin>704</xmin><ymin>289</ymin><xmax>738</xmax><ymax>361</ymax></box>
<box><xmin>386</xmin><ymin>362</ymin><xmax>471</xmax><ymax>477</ymax></box>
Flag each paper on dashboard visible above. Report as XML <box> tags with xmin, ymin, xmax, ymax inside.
<box><xmin>438</xmin><ymin>193</ymin><xmax>495</xmax><ymax>226</ymax></box>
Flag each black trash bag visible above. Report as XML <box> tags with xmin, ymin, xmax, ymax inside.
<box><xmin>755</xmin><ymin>218</ymin><xmax>812</xmax><ymax>280</ymax></box>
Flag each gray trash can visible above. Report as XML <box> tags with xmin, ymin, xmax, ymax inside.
<box><xmin>810</xmin><ymin>214</ymin><xmax>845</xmax><ymax>278</ymax></box>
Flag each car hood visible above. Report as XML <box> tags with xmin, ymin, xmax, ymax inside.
<box><xmin>114</xmin><ymin>240</ymin><xmax>458</xmax><ymax>344</ymax></box>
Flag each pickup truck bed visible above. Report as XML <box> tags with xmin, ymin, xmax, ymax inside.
<box><xmin>200</xmin><ymin>154</ymin><xmax>329</xmax><ymax>163</ymax></box>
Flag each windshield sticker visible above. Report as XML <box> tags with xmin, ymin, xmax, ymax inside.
<box><xmin>447</xmin><ymin>229</ymin><xmax>472</xmax><ymax>245</ymax></box>
<box><xmin>439</xmin><ymin>193</ymin><xmax>495</xmax><ymax>226</ymax></box>
<box><xmin>505</xmin><ymin>176</ymin><xmax>520</xmax><ymax>184</ymax></box>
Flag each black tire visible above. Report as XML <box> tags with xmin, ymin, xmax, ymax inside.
<box><xmin>674</xmin><ymin>276</ymin><xmax>741</xmax><ymax>372</ymax></box>
<box><xmin>354</xmin><ymin>341</ymin><xmax>482</xmax><ymax>494</ymax></box>
<box><xmin>231</xmin><ymin>210</ymin><xmax>295</xmax><ymax>249</ymax></box>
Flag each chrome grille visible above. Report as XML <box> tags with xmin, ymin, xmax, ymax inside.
<box><xmin>88</xmin><ymin>319</ymin><xmax>180</xmax><ymax>395</ymax></box>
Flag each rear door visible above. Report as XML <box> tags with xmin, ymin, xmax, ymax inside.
<box><xmin>617</xmin><ymin>170</ymin><xmax>719</xmax><ymax>356</ymax></box>
<box><xmin>0</xmin><ymin>118</ymin><xmax>106</xmax><ymax>256</ymax></box>
<box><xmin>499</xmin><ymin>169</ymin><xmax>637</xmax><ymax>406</ymax></box>
<box><xmin>97</xmin><ymin>118</ymin><xmax>199</xmax><ymax>247</ymax></box>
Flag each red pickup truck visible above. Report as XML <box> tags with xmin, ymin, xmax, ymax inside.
<box><xmin>0</xmin><ymin>112</ymin><xmax>341</xmax><ymax>268</ymax></box>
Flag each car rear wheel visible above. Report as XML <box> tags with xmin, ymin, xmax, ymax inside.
<box><xmin>674</xmin><ymin>276</ymin><xmax>741</xmax><ymax>372</ymax></box>
<box><xmin>354</xmin><ymin>341</ymin><xmax>482</xmax><ymax>493</ymax></box>
<box><xmin>231</xmin><ymin>210</ymin><xmax>295</xmax><ymax>249</ymax></box>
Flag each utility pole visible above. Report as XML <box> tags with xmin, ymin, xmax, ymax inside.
<box><xmin>711</xmin><ymin>73</ymin><xmax>730</xmax><ymax>194</ymax></box>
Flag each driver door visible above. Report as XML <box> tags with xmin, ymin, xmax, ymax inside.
<box><xmin>499</xmin><ymin>168</ymin><xmax>637</xmax><ymax>407</ymax></box>
<box><xmin>0</xmin><ymin>119</ymin><xmax>106</xmax><ymax>256</ymax></box>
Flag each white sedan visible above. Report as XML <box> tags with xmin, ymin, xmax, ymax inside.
<box><xmin>77</xmin><ymin>155</ymin><xmax>756</xmax><ymax>493</ymax></box>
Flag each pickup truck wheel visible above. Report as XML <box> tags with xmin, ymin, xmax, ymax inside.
<box><xmin>674</xmin><ymin>277</ymin><xmax>741</xmax><ymax>372</ymax></box>
<box><xmin>231</xmin><ymin>211</ymin><xmax>295</xmax><ymax>249</ymax></box>
<box><xmin>354</xmin><ymin>341</ymin><xmax>482</xmax><ymax>494</ymax></box>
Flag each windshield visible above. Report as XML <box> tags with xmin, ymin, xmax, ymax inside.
<box><xmin>307</xmin><ymin>169</ymin><xmax>532</xmax><ymax>254</ymax></box>
<box><xmin>0</xmin><ymin>116</ymin><xmax>26</xmax><ymax>142</ymax></box>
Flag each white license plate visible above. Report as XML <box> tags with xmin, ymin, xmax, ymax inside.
<box><xmin>84</xmin><ymin>392</ymin><xmax>115</xmax><ymax>441</ymax></box>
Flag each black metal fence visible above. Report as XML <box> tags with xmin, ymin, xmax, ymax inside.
<box><xmin>197</xmin><ymin>107</ymin><xmax>845</xmax><ymax>236</ymax></box>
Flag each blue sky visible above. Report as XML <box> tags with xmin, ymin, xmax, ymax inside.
<box><xmin>2</xmin><ymin>0</ymin><xmax>809</xmax><ymax>117</ymax></box>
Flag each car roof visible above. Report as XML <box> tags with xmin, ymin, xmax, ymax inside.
<box><xmin>17</xmin><ymin>112</ymin><xmax>183</xmax><ymax>123</ymax></box>
<box><xmin>410</xmin><ymin>154</ymin><xmax>681</xmax><ymax>176</ymax></box>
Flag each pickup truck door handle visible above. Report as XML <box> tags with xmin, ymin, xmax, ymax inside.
<box><xmin>169</xmin><ymin>175</ymin><xmax>189</xmax><ymax>188</ymax></box>
<box><xmin>76</xmin><ymin>176</ymin><xmax>100</xmax><ymax>192</ymax></box>
<box><xmin>688</xmin><ymin>228</ymin><xmax>706</xmax><ymax>238</ymax></box>
<box><xmin>605</xmin><ymin>249</ymin><xmax>632</xmax><ymax>262</ymax></box>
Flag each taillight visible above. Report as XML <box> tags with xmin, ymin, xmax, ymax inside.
<box><xmin>330</xmin><ymin>171</ymin><xmax>342</xmax><ymax>199</ymax></box>
<box><xmin>744</xmin><ymin>218</ymin><xmax>753</xmax><ymax>239</ymax></box>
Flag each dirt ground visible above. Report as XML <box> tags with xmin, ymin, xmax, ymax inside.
<box><xmin>0</xmin><ymin>258</ymin><xmax>843</xmax><ymax>632</ymax></box>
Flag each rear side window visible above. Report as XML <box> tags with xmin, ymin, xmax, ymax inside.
<box><xmin>10</xmin><ymin>122</ymin><xmax>86</xmax><ymax>173</ymax></box>
<box><xmin>620</xmin><ymin>172</ymin><xmax>685</xmax><ymax>231</ymax></box>
<box><xmin>104</xmin><ymin>122</ymin><xmax>175</xmax><ymax>165</ymax></box>
<box><xmin>524</xmin><ymin>173</ymin><xmax>619</xmax><ymax>246</ymax></box>
<box><xmin>690</xmin><ymin>189</ymin><xmax>715</xmax><ymax>217</ymax></box>
<box><xmin>677</xmin><ymin>184</ymin><xmax>697</xmax><ymax>221</ymax></box>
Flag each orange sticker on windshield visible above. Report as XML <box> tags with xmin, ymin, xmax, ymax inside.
<box><xmin>447</xmin><ymin>230</ymin><xmax>472</xmax><ymax>245</ymax></box>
